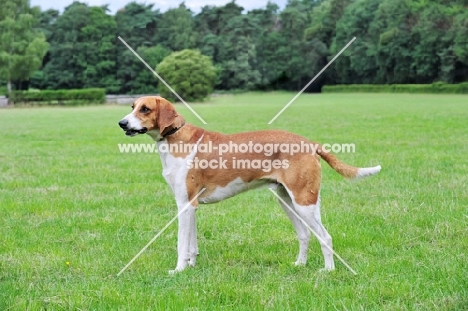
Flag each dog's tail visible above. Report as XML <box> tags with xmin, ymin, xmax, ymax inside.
<box><xmin>317</xmin><ymin>146</ymin><xmax>381</xmax><ymax>179</ymax></box>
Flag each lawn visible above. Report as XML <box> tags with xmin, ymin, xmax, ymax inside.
<box><xmin>1</xmin><ymin>92</ymin><xmax>467</xmax><ymax>310</ymax></box>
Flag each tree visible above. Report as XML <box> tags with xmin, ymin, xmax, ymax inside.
<box><xmin>132</xmin><ymin>45</ymin><xmax>171</xmax><ymax>94</ymax></box>
<box><xmin>29</xmin><ymin>8</ymin><xmax>59</xmax><ymax>89</ymax></box>
<box><xmin>41</xmin><ymin>2</ymin><xmax>90</xmax><ymax>89</ymax></box>
<box><xmin>155</xmin><ymin>3</ymin><xmax>197</xmax><ymax>51</ymax></box>
<box><xmin>156</xmin><ymin>49</ymin><xmax>216</xmax><ymax>102</ymax></box>
<box><xmin>452</xmin><ymin>10</ymin><xmax>468</xmax><ymax>82</ymax></box>
<box><xmin>370</xmin><ymin>0</ymin><xmax>415</xmax><ymax>84</ymax></box>
<box><xmin>217</xmin><ymin>14</ymin><xmax>261</xmax><ymax>90</ymax></box>
<box><xmin>248</xmin><ymin>2</ymin><xmax>286</xmax><ymax>89</ymax></box>
<box><xmin>332</xmin><ymin>0</ymin><xmax>381</xmax><ymax>84</ymax></box>
<box><xmin>39</xmin><ymin>2</ymin><xmax>118</xmax><ymax>92</ymax></box>
<box><xmin>115</xmin><ymin>2</ymin><xmax>160</xmax><ymax>93</ymax></box>
<box><xmin>278</xmin><ymin>0</ymin><xmax>318</xmax><ymax>90</ymax></box>
<box><xmin>81</xmin><ymin>6</ymin><xmax>118</xmax><ymax>92</ymax></box>
<box><xmin>328</xmin><ymin>0</ymin><xmax>468</xmax><ymax>85</ymax></box>
<box><xmin>411</xmin><ymin>3</ymin><xmax>460</xmax><ymax>83</ymax></box>
<box><xmin>0</xmin><ymin>0</ymin><xmax>49</xmax><ymax>96</ymax></box>
<box><xmin>194</xmin><ymin>1</ymin><xmax>245</xmax><ymax>89</ymax></box>
<box><xmin>35</xmin><ymin>8</ymin><xmax>59</xmax><ymax>41</ymax></box>
<box><xmin>9</xmin><ymin>0</ymin><xmax>468</xmax><ymax>95</ymax></box>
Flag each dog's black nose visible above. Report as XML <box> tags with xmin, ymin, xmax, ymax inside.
<box><xmin>118</xmin><ymin>119</ymin><xmax>128</xmax><ymax>129</ymax></box>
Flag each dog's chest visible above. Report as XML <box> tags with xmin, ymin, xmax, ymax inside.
<box><xmin>157</xmin><ymin>143</ymin><xmax>187</xmax><ymax>188</ymax></box>
<box><xmin>156</xmin><ymin>137</ymin><xmax>202</xmax><ymax>195</ymax></box>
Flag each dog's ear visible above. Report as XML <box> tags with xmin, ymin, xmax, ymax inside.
<box><xmin>156</xmin><ymin>98</ymin><xmax>177</xmax><ymax>135</ymax></box>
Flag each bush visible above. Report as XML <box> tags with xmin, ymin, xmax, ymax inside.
<box><xmin>10</xmin><ymin>88</ymin><xmax>106</xmax><ymax>105</ymax></box>
<box><xmin>156</xmin><ymin>49</ymin><xmax>216</xmax><ymax>102</ymax></box>
<box><xmin>322</xmin><ymin>83</ymin><xmax>468</xmax><ymax>94</ymax></box>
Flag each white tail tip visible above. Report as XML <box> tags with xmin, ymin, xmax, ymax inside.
<box><xmin>356</xmin><ymin>165</ymin><xmax>381</xmax><ymax>178</ymax></box>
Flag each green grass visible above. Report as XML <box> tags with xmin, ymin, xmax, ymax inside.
<box><xmin>1</xmin><ymin>92</ymin><xmax>467</xmax><ymax>310</ymax></box>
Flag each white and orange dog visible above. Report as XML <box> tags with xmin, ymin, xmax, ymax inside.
<box><xmin>118</xmin><ymin>96</ymin><xmax>381</xmax><ymax>273</ymax></box>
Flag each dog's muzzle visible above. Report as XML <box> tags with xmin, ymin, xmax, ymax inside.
<box><xmin>118</xmin><ymin>119</ymin><xmax>147</xmax><ymax>136</ymax></box>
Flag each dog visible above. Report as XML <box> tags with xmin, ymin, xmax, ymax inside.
<box><xmin>118</xmin><ymin>96</ymin><xmax>381</xmax><ymax>273</ymax></box>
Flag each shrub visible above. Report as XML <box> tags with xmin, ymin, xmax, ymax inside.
<box><xmin>156</xmin><ymin>49</ymin><xmax>216</xmax><ymax>102</ymax></box>
<box><xmin>10</xmin><ymin>88</ymin><xmax>106</xmax><ymax>105</ymax></box>
<box><xmin>322</xmin><ymin>83</ymin><xmax>468</xmax><ymax>94</ymax></box>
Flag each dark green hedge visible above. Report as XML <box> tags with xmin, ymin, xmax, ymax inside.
<box><xmin>10</xmin><ymin>88</ymin><xmax>106</xmax><ymax>104</ymax></box>
<box><xmin>322</xmin><ymin>82</ymin><xmax>468</xmax><ymax>94</ymax></box>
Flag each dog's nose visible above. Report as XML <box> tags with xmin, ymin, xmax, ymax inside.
<box><xmin>118</xmin><ymin>119</ymin><xmax>128</xmax><ymax>129</ymax></box>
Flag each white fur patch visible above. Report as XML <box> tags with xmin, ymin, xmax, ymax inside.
<box><xmin>198</xmin><ymin>177</ymin><xmax>269</xmax><ymax>204</ymax></box>
<box><xmin>356</xmin><ymin>165</ymin><xmax>381</xmax><ymax>178</ymax></box>
<box><xmin>123</xmin><ymin>112</ymin><xmax>144</xmax><ymax>130</ymax></box>
<box><xmin>157</xmin><ymin>135</ymin><xmax>204</xmax><ymax>200</ymax></box>
<box><xmin>146</xmin><ymin>129</ymin><xmax>162</xmax><ymax>142</ymax></box>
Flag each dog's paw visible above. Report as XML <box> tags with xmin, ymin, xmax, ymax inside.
<box><xmin>188</xmin><ymin>253</ymin><xmax>199</xmax><ymax>267</ymax></box>
<box><xmin>318</xmin><ymin>267</ymin><xmax>335</xmax><ymax>273</ymax></box>
<box><xmin>293</xmin><ymin>260</ymin><xmax>306</xmax><ymax>266</ymax></box>
<box><xmin>168</xmin><ymin>269</ymin><xmax>181</xmax><ymax>275</ymax></box>
<box><xmin>168</xmin><ymin>266</ymin><xmax>186</xmax><ymax>275</ymax></box>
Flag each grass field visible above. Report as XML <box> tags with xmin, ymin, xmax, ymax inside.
<box><xmin>1</xmin><ymin>92</ymin><xmax>467</xmax><ymax>310</ymax></box>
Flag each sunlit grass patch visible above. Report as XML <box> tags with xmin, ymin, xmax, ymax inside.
<box><xmin>1</xmin><ymin>93</ymin><xmax>467</xmax><ymax>310</ymax></box>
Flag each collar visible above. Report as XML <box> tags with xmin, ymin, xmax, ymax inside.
<box><xmin>162</xmin><ymin>122</ymin><xmax>186</xmax><ymax>139</ymax></box>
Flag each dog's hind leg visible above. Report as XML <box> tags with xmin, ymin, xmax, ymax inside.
<box><xmin>278</xmin><ymin>155</ymin><xmax>335</xmax><ymax>271</ymax></box>
<box><xmin>292</xmin><ymin>195</ymin><xmax>335</xmax><ymax>271</ymax></box>
<box><xmin>277</xmin><ymin>185</ymin><xmax>311</xmax><ymax>266</ymax></box>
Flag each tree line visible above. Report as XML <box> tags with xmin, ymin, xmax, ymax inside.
<box><xmin>1</xmin><ymin>0</ymin><xmax>467</xmax><ymax>95</ymax></box>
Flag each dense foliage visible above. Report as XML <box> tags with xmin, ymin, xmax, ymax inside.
<box><xmin>2</xmin><ymin>0</ymin><xmax>468</xmax><ymax>94</ymax></box>
<box><xmin>156</xmin><ymin>49</ymin><xmax>216</xmax><ymax>102</ymax></box>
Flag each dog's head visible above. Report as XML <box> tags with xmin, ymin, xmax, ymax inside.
<box><xmin>118</xmin><ymin>96</ymin><xmax>184</xmax><ymax>139</ymax></box>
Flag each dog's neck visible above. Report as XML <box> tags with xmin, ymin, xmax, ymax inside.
<box><xmin>161</xmin><ymin>121</ymin><xmax>185</xmax><ymax>139</ymax></box>
<box><xmin>147</xmin><ymin>122</ymin><xmax>205</xmax><ymax>145</ymax></box>
<box><xmin>146</xmin><ymin>115</ymin><xmax>187</xmax><ymax>142</ymax></box>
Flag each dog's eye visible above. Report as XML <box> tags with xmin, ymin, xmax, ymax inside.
<box><xmin>140</xmin><ymin>106</ymin><xmax>150</xmax><ymax>113</ymax></box>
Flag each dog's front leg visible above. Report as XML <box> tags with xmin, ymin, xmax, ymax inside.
<box><xmin>169</xmin><ymin>203</ymin><xmax>196</xmax><ymax>274</ymax></box>
<box><xmin>188</xmin><ymin>208</ymin><xmax>198</xmax><ymax>267</ymax></box>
